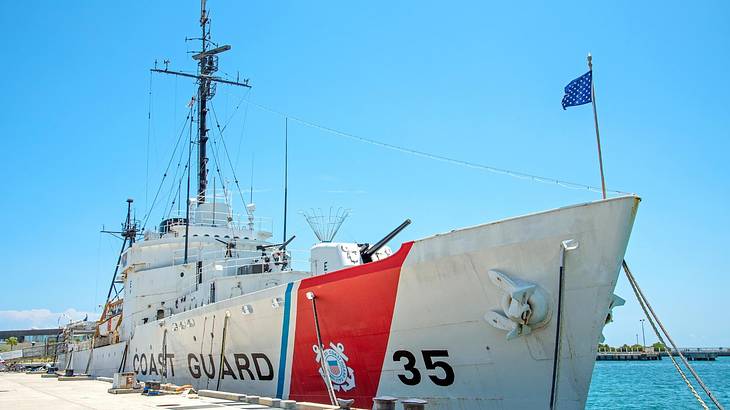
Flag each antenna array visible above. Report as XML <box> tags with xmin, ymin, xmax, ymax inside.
<box><xmin>301</xmin><ymin>207</ymin><xmax>350</xmax><ymax>242</ymax></box>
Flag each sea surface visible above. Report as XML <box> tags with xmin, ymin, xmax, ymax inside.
<box><xmin>587</xmin><ymin>356</ymin><xmax>730</xmax><ymax>409</ymax></box>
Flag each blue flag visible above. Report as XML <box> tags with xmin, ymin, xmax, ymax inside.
<box><xmin>561</xmin><ymin>71</ymin><xmax>592</xmax><ymax>110</ymax></box>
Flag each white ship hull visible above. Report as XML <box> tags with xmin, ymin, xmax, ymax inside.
<box><xmin>66</xmin><ymin>196</ymin><xmax>638</xmax><ymax>409</ymax></box>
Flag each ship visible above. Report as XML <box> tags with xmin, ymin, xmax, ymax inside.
<box><xmin>55</xmin><ymin>2</ymin><xmax>640</xmax><ymax>409</ymax></box>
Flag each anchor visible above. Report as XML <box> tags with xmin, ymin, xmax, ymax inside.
<box><xmin>484</xmin><ymin>270</ymin><xmax>551</xmax><ymax>340</ymax></box>
<box><xmin>599</xmin><ymin>294</ymin><xmax>625</xmax><ymax>343</ymax></box>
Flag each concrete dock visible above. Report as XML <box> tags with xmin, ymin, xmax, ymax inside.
<box><xmin>0</xmin><ymin>372</ymin><xmax>274</xmax><ymax>409</ymax></box>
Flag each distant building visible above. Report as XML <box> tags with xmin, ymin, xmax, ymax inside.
<box><xmin>0</xmin><ymin>328</ymin><xmax>62</xmax><ymax>344</ymax></box>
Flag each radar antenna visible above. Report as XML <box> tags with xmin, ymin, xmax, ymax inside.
<box><xmin>301</xmin><ymin>207</ymin><xmax>350</xmax><ymax>243</ymax></box>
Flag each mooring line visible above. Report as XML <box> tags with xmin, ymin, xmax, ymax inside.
<box><xmin>623</xmin><ymin>261</ymin><xmax>722</xmax><ymax>409</ymax></box>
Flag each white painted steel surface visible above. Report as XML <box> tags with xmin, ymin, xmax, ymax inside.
<box><xmin>71</xmin><ymin>196</ymin><xmax>638</xmax><ymax>409</ymax></box>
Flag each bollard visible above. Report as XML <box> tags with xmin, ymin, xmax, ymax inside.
<box><xmin>401</xmin><ymin>398</ymin><xmax>427</xmax><ymax>410</ymax></box>
<box><xmin>279</xmin><ymin>399</ymin><xmax>297</xmax><ymax>409</ymax></box>
<box><xmin>337</xmin><ymin>398</ymin><xmax>355</xmax><ymax>409</ymax></box>
<box><xmin>372</xmin><ymin>396</ymin><xmax>398</xmax><ymax>410</ymax></box>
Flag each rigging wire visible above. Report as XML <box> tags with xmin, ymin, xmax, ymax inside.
<box><xmin>234</xmin><ymin>89</ymin><xmax>253</xmax><ymax>168</ymax></box>
<box><xmin>145</xmin><ymin>73</ymin><xmax>153</xmax><ymax>212</ymax></box>
<box><xmin>163</xmin><ymin>126</ymin><xmax>192</xmax><ymax>218</ymax></box>
<box><xmin>209</xmin><ymin>104</ymin><xmax>254</xmax><ymax>218</ymax></box>
<box><xmin>238</xmin><ymin>99</ymin><xmax>632</xmax><ymax>196</ymax></box>
<box><xmin>146</xmin><ymin>87</ymin><xmax>251</xmax><ymax>227</ymax></box>
<box><xmin>141</xmin><ymin>112</ymin><xmax>193</xmax><ymax>230</ymax></box>
<box><xmin>166</xmin><ymin>167</ymin><xmax>186</xmax><ymax>219</ymax></box>
<box><xmin>162</xmin><ymin>100</ymin><xmax>199</xmax><ymax>216</ymax></box>
<box><xmin>208</xmin><ymin>112</ymin><xmax>232</xmax><ymax>207</ymax></box>
<box><xmin>146</xmin><ymin>73</ymin><xmax>634</xmax><ymax>231</ymax></box>
<box><xmin>217</xmin><ymin>87</ymin><xmax>251</xmax><ymax>134</ymax></box>
<box><xmin>207</xmin><ymin>135</ymin><xmax>239</xmax><ymax>239</ymax></box>
<box><xmin>165</xmin><ymin>137</ymin><xmax>189</xmax><ymax>220</ymax></box>
<box><xmin>148</xmin><ymin>81</ymin><xmax>631</xmax><ymax>230</ymax></box>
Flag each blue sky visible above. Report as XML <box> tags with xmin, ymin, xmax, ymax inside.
<box><xmin>1</xmin><ymin>1</ymin><xmax>728</xmax><ymax>346</ymax></box>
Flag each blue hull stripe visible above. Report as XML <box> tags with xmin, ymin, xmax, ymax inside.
<box><xmin>276</xmin><ymin>282</ymin><xmax>294</xmax><ymax>398</ymax></box>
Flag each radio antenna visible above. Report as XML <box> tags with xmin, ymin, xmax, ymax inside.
<box><xmin>283</xmin><ymin>117</ymin><xmax>289</xmax><ymax>245</ymax></box>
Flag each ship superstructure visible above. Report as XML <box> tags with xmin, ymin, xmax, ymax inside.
<box><xmin>56</xmin><ymin>3</ymin><xmax>641</xmax><ymax>409</ymax></box>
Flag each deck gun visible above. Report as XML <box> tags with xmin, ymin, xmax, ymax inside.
<box><xmin>359</xmin><ymin>219</ymin><xmax>411</xmax><ymax>263</ymax></box>
<box><xmin>256</xmin><ymin>235</ymin><xmax>296</xmax><ymax>251</ymax></box>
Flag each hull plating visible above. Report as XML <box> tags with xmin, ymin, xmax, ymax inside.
<box><xmin>75</xmin><ymin>196</ymin><xmax>638</xmax><ymax>409</ymax></box>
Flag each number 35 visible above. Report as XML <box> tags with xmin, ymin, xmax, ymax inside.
<box><xmin>393</xmin><ymin>349</ymin><xmax>455</xmax><ymax>386</ymax></box>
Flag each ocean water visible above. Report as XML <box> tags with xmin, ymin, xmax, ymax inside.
<box><xmin>587</xmin><ymin>356</ymin><xmax>730</xmax><ymax>409</ymax></box>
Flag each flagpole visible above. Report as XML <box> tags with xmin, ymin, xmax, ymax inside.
<box><xmin>587</xmin><ymin>53</ymin><xmax>607</xmax><ymax>199</ymax></box>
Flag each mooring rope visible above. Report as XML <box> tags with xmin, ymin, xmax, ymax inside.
<box><xmin>623</xmin><ymin>261</ymin><xmax>722</xmax><ymax>409</ymax></box>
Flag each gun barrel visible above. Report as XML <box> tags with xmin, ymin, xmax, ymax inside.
<box><xmin>279</xmin><ymin>235</ymin><xmax>296</xmax><ymax>250</ymax></box>
<box><xmin>362</xmin><ymin>219</ymin><xmax>411</xmax><ymax>259</ymax></box>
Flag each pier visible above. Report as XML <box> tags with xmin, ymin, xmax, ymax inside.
<box><xmin>596</xmin><ymin>347</ymin><xmax>726</xmax><ymax>361</ymax></box>
<box><xmin>597</xmin><ymin>351</ymin><xmax>661</xmax><ymax>361</ymax></box>
<box><xmin>666</xmin><ymin>348</ymin><xmax>722</xmax><ymax>361</ymax></box>
<box><xmin>0</xmin><ymin>372</ymin><xmax>289</xmax><ymax>410</ymax></box>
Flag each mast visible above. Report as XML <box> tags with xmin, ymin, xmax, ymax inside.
<box><xmin>99</xmin><ymin>199</ymin><xmax>138</xmax><ymax>309</ymax></box>
<box><xmin>197</xmin><ymin>0</ymin><xmax>210</xmax><ymax>204</ymax></box>
<box><xmin>152</xmin><ymin>0</ymin><xmax>251</xmax><ymax>206</ymax></box>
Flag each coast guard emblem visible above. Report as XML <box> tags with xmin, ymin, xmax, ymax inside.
<box><xmin>313</xmin><ymin>342</ymin><xmax>355</xmax><ymax>391</ymax></box>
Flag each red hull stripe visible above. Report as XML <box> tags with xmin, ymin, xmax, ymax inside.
<box><xmin>288</xmin><ymin>241</ymin><xmax>414</xmax><ymax>407</ymax></box>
